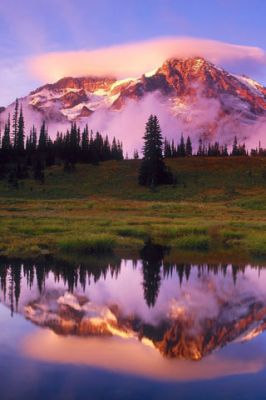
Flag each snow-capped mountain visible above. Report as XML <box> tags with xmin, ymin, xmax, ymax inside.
<box><xmin>1</xmin><ymin>57</ymin><xmax>266</xmax><ymax>148</ymax></box>
<box><xmin>21</xmin><ymin>289</ymin><xmax>266</xmax><ymax>360</ymax></box>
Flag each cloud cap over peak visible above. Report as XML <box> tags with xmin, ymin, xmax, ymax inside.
<box><xmin>29</xmin><ymin>36</ymin><xmax>266</xmax><ymax>83</ymax></box>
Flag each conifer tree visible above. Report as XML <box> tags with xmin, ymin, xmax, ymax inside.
<box><xmin>69</xmin><ymin>122</ymin><xmax>79</xmax><ymax>164</ymax></box>
<box><xmin>117</xmin><ymin>140</ymin><xmax>123</xmax><ymax>160</ymax></box>
<box><xmin>197</xmin><ymin>138</ymin><xmax>204</xmax><ymax>156</ymax></box>
<box><xmin>12</xmin><ymin>99</ymin><xmax>19</xmax><ymax>148</ymax></box>
<box><xmin>232</xmin><ymin>136</ymin><xmax>238</xmax><ymax>156</ymax></box>
<box><xmin>171</xmin><ymin>139</ymin><xmax>177</xmax><ymax>157</ymax></box>
<box><xmin>2</xmin><ymin>114</ymin><xmax>11</xmax><ymax>151</ymax></box>
<box><xmin>17</xmin><ymin>106</ymin><xmax>25</xmax><ymax>153</ymax></box>
<box><xmin>111</xmin><ymin>138</ymin><xmax>118</xmax><ymax>159</ymax></box>
<box><xmin>38</xmin><ymin>121</ymin><xmax>47</xmax><ymax>152</ymax></box>
<box><xmin>133</xmin><ymin>149</ymin><xmax>139</xmax><ymax>159</ymax></box>
<box><xmin>31</xmin><ymin>126</ymin><xmax>37</xmax><ymax>151</ymax></box>
<box><xmin>177</xmin><ymin>134</ymin><xmax>186</xmax><ymax>157</ymax></box>
<box><xmin>138</xmin><ymin>115</ymin><xmax>173</xmax><ymax>186</ymax></box>
<box><xmin>164</xmin><ymin>138</ymin><xmax>172</xmax><ymax>158</ymax></box>
<box><xmin>81</xmin><ymin>125</ymin><xmax>89</xmax><ymax>162</ymax></box>
<box><xmin>103</xmin><ymin>135</ymin><xmax>111</xmax><ymax>160</ymax></box>
<box><xmin>185</xmin><ymin>136</ymin><xmax>192</xmax><ymax>156</ymax></box>
<box><xmin>221</xmin><ymin>144</ymin><xmax>228</xmax><ymax>156</ymax></box>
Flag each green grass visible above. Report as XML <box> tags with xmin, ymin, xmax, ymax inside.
<box><xmin>172</xmin><ymin>235</ymin><xmax>210</xmax><ymax>251</ymax></box>
<box><xmin>245</xmin><ymin>232</ymin><xmax>266</xmax><ymax>258</ymax></box>
<box><xmin>57</xmin><ymin>234</ymin><xmax>116</xmax><ymax>254</ymax></box>
<box><xmin>0</xmin><ymin>157</ymin><xmax>265</xmax><ymax>260</ymax></box>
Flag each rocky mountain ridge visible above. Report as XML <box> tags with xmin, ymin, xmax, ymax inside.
<box><xmin>1</xmin><ymin>56</ymin><xmax>266</xmax><ymax>146</ymax></box>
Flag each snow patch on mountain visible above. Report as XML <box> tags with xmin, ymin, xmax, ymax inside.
<box><xmin>234</xmin><ymin>75</ymin><xmax>265</xmax><ymax>97</ymax></box>
<box><xmin>1</xmin><ymin>57</ymin><xmax>266</xmax><ymax>153</ymax></box>
<box><xmin>144</xmin><ymin>68</ymin><xmax>158</xmax><ymax>77</ymax></box>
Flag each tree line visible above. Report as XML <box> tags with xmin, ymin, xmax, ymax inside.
<box><xmin>0</xmin><ymin>99</ymin><xmax>123</xmax><ymax>183</ymax></box>
<box><xmin>1</xmin><ymin>105</ymin><xmax>265</xmax><ymax>188</ymax></box>
<box><xmin>0</xmin><ymin>256</ymin><xmax>253</xmax><ymax>314</ymax></box>
<box><xmin>138</xmin><ymin>114</ymin><xmax>266</xmax><ymax>187</ymax></box>
<box><xmin>164</xmin><ymin>135</ymin><xmax>266</xmax><ymax>157</ymax></box>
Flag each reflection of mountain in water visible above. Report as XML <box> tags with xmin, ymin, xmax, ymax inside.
<box><xmin>1</xmin><ymin>254</ymin><xmax>266</xmax><ymax>361</ymax></box>
<box><xmin>22</xmin><ymin>289</ymin><xmax>266</xmax><ymax>361</ymax></box>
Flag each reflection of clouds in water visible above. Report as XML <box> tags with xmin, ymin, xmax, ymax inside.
<box><xmin>22</xmin><ymin>329</ymin><xmax>266</xmax><ymax>382</ymax></box>
<box><xmin>2</xmin><ymin>260</ymin><xmax>266</xmax><ymax>392</ymax></box>
<box><xmin>2</xmin><ymin>260</ymin><xmax>266</xmax><ymax>364</ymax></box>
<box><xmin>79</xmin><ymin>262</ymin><xmax>266</xmax><ymax>327</ymax></box>
<box><xmin>3</xmin><ymin>261</ymin><xmax>266</xmax><ymax>328</ymax></box>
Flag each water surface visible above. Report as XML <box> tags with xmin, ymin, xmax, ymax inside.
<box><xmin>1</xmin><ymin>253</ymin><xmax>266</xmax><ymax>399</ymax></box>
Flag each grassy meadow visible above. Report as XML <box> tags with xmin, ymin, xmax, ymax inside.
<box><xmin>0</xmin><ymin>157</ymin><xmax>265</xmax><ymax>262</ymax></box>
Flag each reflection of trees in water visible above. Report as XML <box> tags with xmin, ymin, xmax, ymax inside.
<box><xmin>163</xmin><ymin>263</ymin><xmax>192</xmax><ymax>287</ymax></box>
<box><xmin>13</xmin><ymin>266</ymin><xmax>21</xmax><ymax>312</ymax></box>
<box><xmin>0</xmin><ymin>255</ymin><xmax>264</xmax><ymax>312</ymax></box>
<box><xmin>2</xmin><ymin>264</ymin><xmax>21</xmax><ymax>316</ymax></box>
<box><xmin>140</xmin><ymin>243</ymin><xmax>165</xmax><ymax>308</ymax></box>
<box><xmin>0</xmin><ymin>256</ymin><xmax>122</xmax><ymax>315</ymax></box>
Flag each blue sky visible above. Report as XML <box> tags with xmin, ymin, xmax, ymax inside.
<box><xmin>1</xmin><ymin>0</ymin><xmax>266</xmax><ymax>105</ymax></box>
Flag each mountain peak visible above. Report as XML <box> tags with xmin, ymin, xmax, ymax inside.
<box><xmin>1</xmin><ymin>56</ymin><xmax>266</xmax><ymax>148</ymax></box>
<box><xmin>160</xmin><ymin>56</ymin><xmax>216</xmax><ymax>71</ymax></box>
<box><xmin>30</xmin><ymin>76</ymin><xmax>116</xmax><ymax>97</ymax></box>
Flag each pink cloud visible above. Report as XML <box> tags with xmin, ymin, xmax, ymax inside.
<box><xmin>28</xmin><ymin>36</ymin><xmax>266</xmax><ymax>83</ymax></box>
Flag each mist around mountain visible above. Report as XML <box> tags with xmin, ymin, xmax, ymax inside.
<box><xmin>1</xmin><ymin>57</ymin><xmax>266</xmax><ymax>154</ymax></box>
<box><xmin>2</xmin><ymin>259</ymin><xmax>266</xmax><ymax>362</ymax></box>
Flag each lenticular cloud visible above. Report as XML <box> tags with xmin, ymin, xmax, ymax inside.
<box><xmin>29</xmin><ymin>36</ymin><xmax>266</xmax><ymax>83</ymax></box>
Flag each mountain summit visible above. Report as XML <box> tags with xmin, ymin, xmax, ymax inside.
<box><xmin>1</xmin><ymin>57</ymin><xmax>266</xmax><ymax>147</ymax></box>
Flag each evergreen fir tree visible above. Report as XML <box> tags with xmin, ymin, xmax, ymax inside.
<box><xmin>111</xmin><ymin>138</ymin><xmax>123</xmax><ymax>160</ymax></box>
<box><xmin>38</xmin><ymin>121</ymin><xmax>47</xmax><ymax>152</ymax></box>
<box><xmin>177</xmin><ymin>134</ymin><xmax>186</xmax><ymax>157</ymax></box>
<box><xmin>117</xmin><ymin>140</ymin><xmax>123</xmax><ymax>160</ymax></box>
<box><xmin>197</xmin><ymin>138</ymin><xmax>204</xmax><ymax>156</ymax></box>
<box><xmin>221</xmin><ymin>144</ymin><xmax>229</xmax><ymax>156</ymax></box>
<box><xmin>81</xmin><ymin>125</ymin><xmax>89</xmax><ymax>162</ymax></box>
<box><xmin>102</xmin><ymin>135</ymin><xmax>111</xmax><ymax>160</ymax></box>
<box><xmin>2</xmin><ymin>114</ymin><xmax>11</xmax><ymax>151</ymax></box>
<box><xmin>133</xmin><ymin>149</ymin><xmax>139</xmax><ymax>159</ymax></box>
<box><xmin>17</xmin><ymin>106</ymin><xmax>25</xmax><ymax>153</ymax></box>
<box><xmin>69</xmin><ymin>122</ymin><xmax>79</xmax><ymax>164</ymax></box>
<box><xmin>12</xmin><ymin>99</ymin><xmax>19</xmax><ymax>148</ymax></box>
<box><xmin>171</xmin><ymin>139</ymin><xmax>177</xmax><ymax>157</ymax></box>
<box><xmin>138</xmin><ymin>115</ymin><xmax>173</xmax><ymax>186</ymax></box>
<box><xmin>45</xmin><ymin>137</ymin><xmax>55</xmax><ymax>166</ymax></box>
<box><xmin>31</xmin><ymin>125</ymin><xmax>37</xmax><ymax>151</ymax></box>
<box><xmin>185</xmin><ymin>136</ymin><xmax>192</xmax><ymax>156</ymax></box>
<box><xmin>164</xmin><ymin>138</ymin><xmax>172</xmax><ymax>157</ymax></box>
<box><xmin>232</xmin><ymin>136</ymin><xmax>238</xmax><ymax>156</ymax></box>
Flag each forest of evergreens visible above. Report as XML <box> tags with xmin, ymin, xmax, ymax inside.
<box><xmin>0</xmin><ymin>100</ymin><xmax>123</xmax><ymax>184</ymax></box>
<box><xmin>1</xmin><ymin>102</ymin><xmax>266</xmax><ymax>188</ymax></box>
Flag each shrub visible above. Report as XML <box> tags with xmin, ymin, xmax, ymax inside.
<box><xmin>173</xmin><ymin>234</ymin><xmax>210</xmax><ymax>251</ymax></box>
<box><xmin>248</xmin><ymin>234</ymin><xmax>266</xmax><ymax>258</ymax></box>
<box><xmin>116</xmin><ymin>226</ymin><xmax>149</xmax><ymax>240</ymax></box>
<box><xmin>58</xmin><ymin>234</ymin><xmax>116</xmax><ymax>254</ymax></box>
